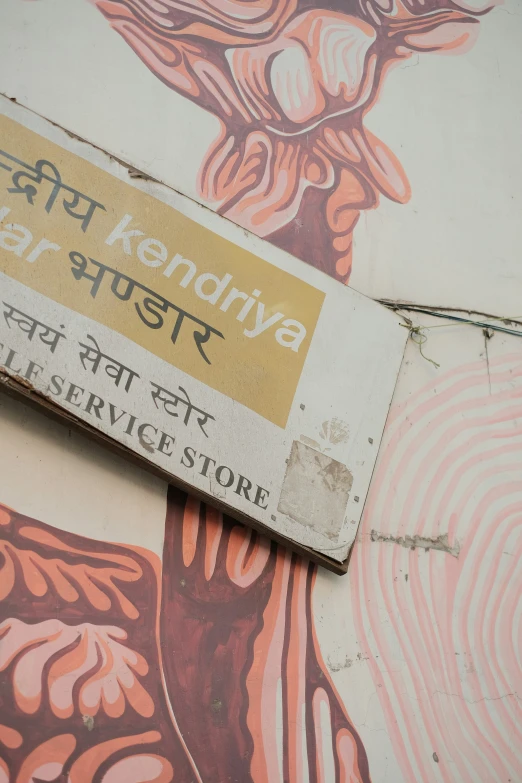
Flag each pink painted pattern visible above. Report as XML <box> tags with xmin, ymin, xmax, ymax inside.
<box><xmin>88</xmin><ymin>0</ymin><xmax>497</xmax><ymax>281</ymax></box>
<box><xmin>353</xmin><ymin>352</ymin><xmax>522</xmax><ymax>782</ymax></box>
<box><xmin>0</xmin><ymin>492</ymin><xmax>371</xmax><ymax>781</ymax></box>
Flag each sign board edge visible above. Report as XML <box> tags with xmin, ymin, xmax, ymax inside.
<box><xmin>0</xmin><ymin>371</ymin><xmax>349</xmax><ymax>575</ymax></box>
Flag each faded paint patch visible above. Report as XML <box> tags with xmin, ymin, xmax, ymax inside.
<box><xmin>82</xmin><ymin>715</ymin><xmax>95</xmax><ymax>731</ymax></box>
<box><xmin>320</xmin><ymin>417</ymin><xmax>350</xmax><ymax>445</ymax></box>
<box><xmin>327</xmin><ymin>651</ymin><xmax>369</xmax><ymax>672</ymax></box>
<box><xmin>328</xmin><ymin>655</ymin><xmax>353</xmax><ymax>672</ymax></box>
<box><xmin>370</xmin><ymin>530</ymin><xmax>460</xmax><ymax>558</ymax></box>
<box><xmin>278</xmin><ymin>441</ymin><xmax>352</xmax><ymax>540</ymax></box>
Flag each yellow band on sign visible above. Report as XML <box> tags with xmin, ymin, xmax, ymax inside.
<box><xmin>0</xmin><ymin>115</ymin><xmax>324</xmax><ymax>427</ymax></box>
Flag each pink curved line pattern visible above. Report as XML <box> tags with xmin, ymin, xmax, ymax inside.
<box><xmin>352</xmin><ymin>353</ymin><xmax>522</xmax><ymax>782</ymax></box>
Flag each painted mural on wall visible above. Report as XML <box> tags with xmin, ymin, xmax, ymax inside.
<box><xmin>1</xmin><ymin>345</ymin><xmax>520</xmax><ymax>782</ymax></box>
<box><xmin>353</xmin><ymin>349</ymin><xmax>522</xmax><ymax>783</ymax></box>
<box><xmin>0</xmin><ymin>489</ymin><xmax>369</xmax><ymax>783</ymax></box>
<box><xmin>85</xmin><ymin>0</ymin><xmax>497</xmax><ymax>282</ymax></box>
<box><xmin>1</xmin><ymin>2</ymin><xmax>520</xmax><ymax>781</ymax></box>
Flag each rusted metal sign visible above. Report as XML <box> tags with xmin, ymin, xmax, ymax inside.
<box><xmin>0</xmin><ymin>98</ymin><xmax>407</xmax><ymax>572</ymax></box>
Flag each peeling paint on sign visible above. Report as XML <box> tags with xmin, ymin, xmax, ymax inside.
<box><xmin>278</xmin><ymin>441</ymin><xmax>353</xmax><ymax>540</ymax></box>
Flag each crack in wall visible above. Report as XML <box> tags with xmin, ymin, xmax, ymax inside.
<box><xmin>433</xmin><ymin>690</ymin><xmax>520</xmax><ymax>705</ymax></box>
<box><xmin>370</xmin><ymin>530</ymin><xmax>460</xmax><ymax>558</ymax></box>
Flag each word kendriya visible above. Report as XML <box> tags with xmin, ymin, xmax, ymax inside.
<box><xmin>106</xmin><ymin>214</ymin><xmax>308</xmax><ymax>351</ymax></box>
<box><xmin>0</xmin><ymin>206</ymin><xmax>308</xmax><ymax>353</ymax></box>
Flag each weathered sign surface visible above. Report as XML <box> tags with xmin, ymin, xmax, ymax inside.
<box><xmin>0</xmin><ymin>97</ymin><xmax>407</xmax><ymax>572</ymax></box>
